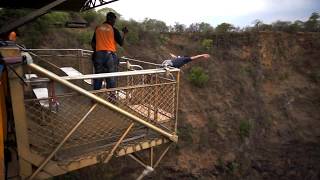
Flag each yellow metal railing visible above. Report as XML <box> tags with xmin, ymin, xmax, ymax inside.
<box><xmin>0</xmin><ymin>68</ymin><xmax>8</xmax><ymax>180</ymax></box>
<box><xmin>17</xmin><ymin>49</ymin><xmax>180</xmax><ymax>179</ymax></box>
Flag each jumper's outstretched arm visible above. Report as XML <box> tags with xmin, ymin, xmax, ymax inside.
<box><xmin>190</xmin><ymin>54</ymin><xmax>210</xmax><ymax>60</ymax></box>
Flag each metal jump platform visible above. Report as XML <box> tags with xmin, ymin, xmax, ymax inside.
<box><xmin>7</xmin><ymin>48</ymin><xmax>180</xmax><ymax>179</ymax></box>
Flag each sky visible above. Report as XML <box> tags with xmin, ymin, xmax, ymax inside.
<box><xmin>105</xmin><ymin>0</ymin><xmax>320</xmax><ymax>27</ymax></box>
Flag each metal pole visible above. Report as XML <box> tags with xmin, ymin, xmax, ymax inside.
<box><xmin>174</xmin><ymin>71</ymin><xmax>180</xmax><ymax>133</ymax></box>
<box><xmin>27</xmin><ymin>63</ymin><xmax>178</xmax><ymax>142</ymax></box>
<box><xmin>121</xmin><ymin>57</ymin><xmax>161</xmax><ymax>66</ymax></box>
<box><xmin>29</xmin><ymin>103</ymin><xmax>98</xmax><ymax>180</ymax></box>
<box><xmin>128</xmin><ymin>154</ymin><xmax>148</xmax><ymax>168</ymax></box>
<box><xmin>153</xmin><ymin>143</ymin><xmax>172</xmax><ymax>168</ymax></box>
<box><xmin>150</xmin><ymin>147</ymin><xmax>154</xmax><ymax>167</ymax></box>
<box><xmin>102</xmin><ymin>123</ymin><xmax>134</xmax><ymax>163</ymax></box>
<box><xmin>154</xmin><ymin>74</ymin><xmax>159</xmax><ymax>121</ymax></box>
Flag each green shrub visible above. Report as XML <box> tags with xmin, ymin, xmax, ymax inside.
<box><xmin>227</xmin><ymin>162</ymin><xmax>239</xmax><ymax>174</ymax></box>
<box><xmin>126</xmin><ymin>31</ymin><xmax>140</xmax><ymax>44</ymax></box>
<box><xmin>45</xmin><ymin>11</ymin><xmax>70</xmax><ymax>25</ymax></box>
<box><xmin>159</xmin><ymin>34</ymin><xmax>169</xmax><ymax>44</ymax></box>
<box><xmin>117</xmin><ymin>19</ymin><xmax>141</xmax><ymax>45</ymax></box>
<box><xmin>16</xmin><ymin>11</ymin><xmax>71</xmax><ymax>47</ymax></box>
<box><xmin>188</xmin><ymin>67</ymin><xmax>209</xmax><ymax>87</ymax></box>
<box><xmin>201</xmin><ymin>39</ymin><xmax>213</xmax><ymax>50</ymax></box>
<box><xmin>76</xmin><ymin>31</ymin><xmax>93</xmax><ymax>45</ymax></box>
<box><xmin>239</xmin><ymin>120</ymin><xmax>252</xmax><ymax>139</ymax></box>
<box><xmin>80</xmin><ymin>10</ymin><xmax>104</xmax><ymax>24</ymax></box>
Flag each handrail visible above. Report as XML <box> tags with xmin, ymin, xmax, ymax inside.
<box><xmin>60</xmin><ymin>68</ymin><xmax>179</xmax><ymax>80</ymax></box>
<box><xmin>27</xmin><ymin>62</ymin><xmax>178</xmax><ymax>142</ymax></box>
<box><xmin>128</xmin><ymin>64</ymin><xmax>143</xmax><ymax>70</ymax></box>
<box><xmin>26</xmin><ymin>49</ymin><xmax>161</xmax><ymax>70</ymax></box>
<box><xmin>121</xmin><ymin>56</ymin><xmax>161</xmax><ymax>66</ymax></box>
<box><xmin>26</xmin><ymin>48</ymin><xmax>91</xmax><ymax>51</ymax></box>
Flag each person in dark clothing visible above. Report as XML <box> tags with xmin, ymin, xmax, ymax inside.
<box><xmin>91</xmin><ymin>12</ymin><xmax>128</xmax><ymax>101</ymax></box>
<box><xmin>161</xmin><ymin>53</ymin><xmax>210</xmax><ymax>68</ymax></box>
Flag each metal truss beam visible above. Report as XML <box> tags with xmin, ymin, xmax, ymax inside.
<box><xmin>0</xmin><ymin>0</ymin><xmax>68</xmax><ymax>35</ymax></box>
<box><xmin>81</xmin><ymin>0</ymin><xmax>119</xmax><ymax>11</ymax></box>
<box><xmin>130</xmin><ymin>143</ymin><xmax>173</xmax><ymax>180</ymax></box>
<box><xmin>102</xmin><ymin>123</ymin><xmax>134</xmax><ymax>163</ymax></box>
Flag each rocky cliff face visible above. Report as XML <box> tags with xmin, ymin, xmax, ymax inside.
<box><xmin>123</xmin><ymin>32</ymin><xmax>320</xmax><ymax>180</ymax></box>
<box><xmin>55</xmin><ymin>32</ymin><xmax>320</xmax><ymax>180</ymax></box>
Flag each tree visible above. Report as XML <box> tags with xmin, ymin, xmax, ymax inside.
<box><xmin>186</xmin><ymin>22</ymin><xmax>213</xmax><ymax>33</ymax></box>
<box><xmin>253</xmin><ymin>19</ymin><xmax>263</xmax><ymax>29</ymax></box>
<box><xmin>198</xmin><ymin>22</ymin><xmax>214</xmax><ymax>33</ymax></box>
<box><xmin>289</xmin><ymin>20</ymin><xmax>304</xmax><ymax>32</ymax></box>
<box><xmin>0</xmin><ymin>8</ymin><xmax>29</xmax><ymax>26</ymax></box>
<box><xmin>187</xmin><ymin>23</ymin><xmax>200</xmax><ymax>33</ymax></box>
<box><xmin>251</xmin><ymin>19</ymin><xmax>272</xmax><ymax>32</ymax></box>
<box><xmin>173</xmin><ymin>22</ymin><xmax>186</xmax><ymax>33</ymax></box>
<box><xmin>46</xmin><ymin>11</ymin><xmax>71</xmax><ymax>25</ymax></box>
<box><xmin>97</xmin><ymin>7</ymin><xmax>120</xmax><ymax>18</ymax></box>
<box><xmin>259</xmin><ymin>24</ymin><xmax>272</xmax><ymax>31</ymax></box>
<box><xmin>215</xmin><ymin>23</ymin><xmax>235</xmax><ymax>33</ymax></box>
<box><xmin>309</xmin><ymin>12</ymin><xmax>320</xmax><ymax>21</ymax></box>
<box><xmin>117</xmin><ymin>19</ymin><xmax>142</xmax><ymax>44</ymax></box>
<box><xmin>80</xmin><ymin>10</ymin><xmax>104</xmax><ymax>24</ymax></box>
<box><xmin>142</xmin><ymin>18</ymin><xmax>168</xmax><ymax>32</ymax></box>
<box><xmin>272</xmin><ymin>21</ymin><xmax>292</xmax><ymax>32</ymax></box>
<box><xmin>304</xmin><ymin>12</ymin><xmax>320</xmax><ymax>32</ymax></box>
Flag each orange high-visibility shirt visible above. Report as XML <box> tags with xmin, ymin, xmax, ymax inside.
<box><xmin>95</xmin><ymin>24</ymin><xmax>116</xmax><ymax>52</ymax></box>
<box><xmin>8</xmin><ymin>31</ymin><xmax>16</xmax><ymax>41</ymax></box>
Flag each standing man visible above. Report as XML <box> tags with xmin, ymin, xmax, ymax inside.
<box><xmin>91</xmin><ymin>12</ymin><xmax>128</xmax><ymax>92</ymax></box>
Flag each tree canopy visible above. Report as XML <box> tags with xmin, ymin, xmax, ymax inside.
<box><xmin>0</xmin><ymin>8</ymin><xmax>319</xmax><ymax>47</ymax></box>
